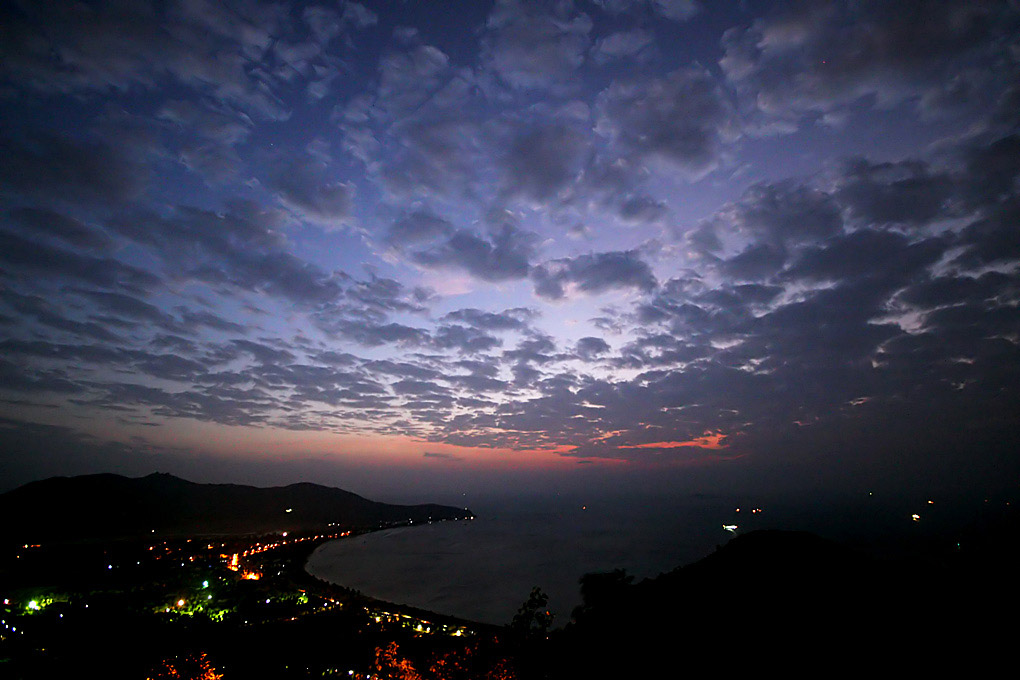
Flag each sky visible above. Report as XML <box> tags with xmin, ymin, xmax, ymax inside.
<box><xmin>0</xmin><ymin>0</ymin><xmax>1018</xmax><ymax>503</ymax></box>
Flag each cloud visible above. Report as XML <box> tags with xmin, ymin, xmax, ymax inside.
<box><xmin>303</xmin><ymin>2</ymin><xmax>378</xmax><ymax>45</ymax></box>
<box><xmin>836</xmin><ymin>158</ymin><xmax>957</xmax><ymax>228</ymax></box>
<box><xmin>783</xmin><ymin>229</ymin><xmax>947</xmax><ymax>285</ymax></box>
<box><xmin>595</xmin><ymin>65</ymin><xmax>734</xmax><ymax>176</ymax></box>
<box><xmin>954</xmin><ymin>198</ymin><xmax>1020</xmax><ymax>269</ymax></box>
<box><xmin>321</xmin><ymin>320</ymin><xmax>431</xmax><ymax>348</ymax></box>
<box><xmin>591</xmin><ymin>28</ymin><xmax>655</xmax><ymax>64</ymax></box>
<box><xmin>575</xmin><ymin>336</ymin><xmax>610</xmax><ymax>360</ymax></box>
<box><xmin>0</xmin><ymin>231</ymin><xmax>161</xmax><ymax>294</ymax></box>
<box><xmin>702</xmin><ymin>180</ymin><xmax>844</xmax><ymax>255</ymax></box>
<box><xmin>441</xmin><ymin>307</ymin><xmax>537</xmax><ymax>332</ymax></box>
<box><xmin>386</xmin><ymin>210</ymin><xmax>454</xmax><ymax>247</ymax></box>
<box><xmin>0</xmin><ymin>132</ymin><xmax>148</xmax><ymax>207</ymax></box>
<box><xmin>7</xmin><ymin>207</ymin><xmax>112</xmax><ymax>251</ymax></box>
<box><xmin>1</xmin><ymin>0</ymin><xmax>294</xmax><ymax>119</ymax></box>
<box><xmin>373</xmin><ymin>43</ymin><xmax>453</xmax><ymax>121</ymax></box>
<box><xmin>423</xmin><ymin>451</ymin><xmax>463</xmax><ymax>461</ymax></box>
<box><xmin>482</xmin><ymin>0</ymin><xmax>593</xmax><ymax>91</ymax></box>
<box><xmin>107</xmin><ymin>201</ymin><xmax>344</xmax><ymax>305</ymax></box>
<box><xmin>618</xmin><ymin>195</ymin><xmax>668</xmax><ymax>225</ymax></box>
<box><xmin>591</xmin><ymin>0</ymin><xmax>699</xmax><ymax>22</ymax></box>
<box><xmin>413</xmin><ymin>223</ymin><xmax>537</xmax><ymax>282</ymax></box>
<box><xmin>501</xmin><ymin>121</ymin><xmax>590</xmax><ymax>204</ymax></box>
<box><xmin>531</xmin><ymin>250</ymin><xmax>657</xmax><ymax>300</ymax></box>
<box><xmin>650</xmin><ymin>0</ymin><xmax>700</xmax><ymax>22</ymax></box>
<box><xmin>433</xmin><ymin>325</ymin><xmax>502</xmax><ymax>355</ymax></box>
<box><xmin>263</xmin><ymin>142</ymin><xmax>354</xmax><ymax>225</ymax></box>
<box><xmin>720</xmin><ymin>0</ymin><xmax>1018</xmax><ymax>121</ymax></box>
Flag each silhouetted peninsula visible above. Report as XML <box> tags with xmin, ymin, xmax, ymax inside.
<box><xmin>0</xmin><ymin>472</ymin><xmax>473</xmax><ymax>544</ymax></box>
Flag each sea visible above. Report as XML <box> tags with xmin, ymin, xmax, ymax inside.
<box><xmin>305</xmin><ymin>493</ymin><xmax>768</xmax><ymax>626</ymax></box>
<box><xmin>304</xmin><ymin>487</ymin><xmax>985</xmax><ymax>626</ymax></box>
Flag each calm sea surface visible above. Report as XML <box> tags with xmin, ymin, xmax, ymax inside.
<box><xmin>305</xmin><ymin>495</ymin><xmax>743</xmax><ymax>626</ymax></box>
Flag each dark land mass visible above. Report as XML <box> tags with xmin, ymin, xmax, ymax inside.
<box><xmin>0</xmin><ymin>472</ymin><xmax>472</xmax><ymax>544</ymax></box>
<box><xmin>540</xmin><ymin>511</ymin><xmax>1020</xmax><ymax>678</ymax></box>
<box><xmin>1</xmin><ymin>474</ymin><xmax>1018</xmax><ymax>678</ymax></box>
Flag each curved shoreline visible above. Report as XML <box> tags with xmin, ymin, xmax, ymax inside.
<box><xmin>300</xmin><ymin>518</ymin><xmax>496</xmax><ymax>628</ymax></box>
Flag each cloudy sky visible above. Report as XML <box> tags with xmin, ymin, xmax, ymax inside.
<box><xmin>1</xmin><ymin>0</ymin><xmax>1018</xmax><ymax>501</ymax></box>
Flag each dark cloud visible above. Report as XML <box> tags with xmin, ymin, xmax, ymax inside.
<box><xmin>836</xmin><ymin>158</ymin><xmax>957</xmax><ymax>228</ymax></box>
<box><xmin>721</xmin><ymin>0</ymin><xmax>1019</xmax><ymax>120</ymax></box>
<box><xmin>1</xmin><ymin>0</ymin><xmax>294</xmax><ymax>119</ymax></box>
<box><xmin>442</xmin><ymin>307</ymin><xmax>537</xmax><ymax>332</ymax></box>
<box><xmin>958</xmin><ymin>134</ymin><xmax>1020</xmax><ymax>209</ymax></box>
<box><xmin>386</xmin><ymin>210</ymin><xmax>454</xmax><ymax>247</ymax></box>
<box><xmin>108</xmin><ymin>201</ymin><xmax>344</xmax><ymax>305</ymax></box>
<box><xmin>373</xmin><ymin>43</ymin><xmax>452</xmax><ymax>122</ymax></box>
<box><xmin>702</xmin><ymin>181</ymin><xmax>844</xmax><ymax>253</ymax></box>
<box><xmin>502</xmin><ymin>122</ymin><xmax>589</xmax><ymax>204</ymax></box>
<box><xmin>323</xmin><ymin>320</ymin><xmax>431</xmax><ymax>348</ymax></box>
<box><xmin>422</xmin><ymin>451</ymin><xmax>463</xmax><ymax>461</ymax></box>
<box><xmin>7</xmin><ymin>207</ymin><xmax>112</xmax><ymax>250</ymax></box>
<box><xmin>591</xmin><ymin>0</ymin><xmax>699</xmax><ymax>22</ymax></box>
<box><xmin>433</xmin><ymin>325</ymin><xmax>502</xmax><ymax>354</ymax></box>
<box><xmin>413</xmin><ymin>223</ymin><xmax>537</xmax><ymax>282</ymax></box>
<box><xmin>504</xmin><ymin>334</ymin><xmax>558</xmax><ymax>366</ymax></box>
<box><xmin>596</xmin><ymin>65</ymin><xmax>734</xmax><ymax>176</ymax></box>
<box><xmin>0</xmin><ymin>132</ymin><xmax>147</xmax><ymax>207</ymax></box>
<box><xmin>264</xmin><ymin>142</ymin><xmax>354</xmax><ymax>225</ymax></box>
<box><xmin>783</xmin><ymin>229</ymin><xmax>947</xmax><ymax>285</ymax></box>
<box><xmin>718</xmin><ymin>244</ymin><xmax>787</xmax><ymax>282</ymax></box>
<box><xmin>0</xmin><ymin>358</ymin><xmax>84</xmax><ymax>395</ymax></box>
<box><xmin>343</xmin><ymin>275</ymin><xmax>429</xmax><ymax>318</ymax></box>
<box><xmin>303</xmin><ymin>2</ymin><xmax>378</xmax><ymax>45</ymax></box>
<box><xmin>176</xmin><ymin>308</ymin><xmax>247</xmax><ymax>335</ymax></box>
<box><xmin>0</xmin><ymin>230</ymin><xmax>161</xmax><ymax>294</ymax></box>
<box><xmin>482</xmin><ymin>0</ymin><xmax>592</xmax><ymax>91</ymax></box>
<box><xmin>575</xmin><ymin>336</ymin><xmax>610</xmax><ymax>360</ymax></box>
<box><xmin>230</xmin><ymin>339</ymin><xmax>296</xmax><ymax>366</ymax></box>
<box><xmin>532</xmin><ymin>250</ymin><xmax>657</xmax><ymax>300</ymax></box>
<box><xmin>618</xmin><ymin>195</ymin><xmax>668</xmax><ymax>225</ymax></box>
<box><xmin>71</xmin><ymin>289</ymin><xmax>176</xmax><ymax>327</ymax></box>
<box><xmin>897</xmin><ymin>271</ymin><xmax>1017</xmax><ymax>311</ymax></box>
<box><xmin>953</xmin><ymin>198</ymin><xmax>1020</xmax><ymax>269</ymax></box>
<box><xmin>591</xmin><ymin>28</ymin><xmax>655</xmax><ymax>64</ymax></box>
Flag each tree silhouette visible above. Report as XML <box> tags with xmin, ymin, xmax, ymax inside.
<box><xmin>510</xmin><ymin>587</ymin><xmax>554</xmax><ymax>639</ymax></box>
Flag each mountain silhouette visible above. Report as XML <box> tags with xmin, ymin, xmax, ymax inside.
<box><xmin>0</xmin><ymin>472</ymin><xmax>472</xmax><ymax>544</ymax></box>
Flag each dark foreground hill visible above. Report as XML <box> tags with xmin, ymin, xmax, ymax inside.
<box><xmin>538</xmin><ymin>527</ymin><xmax>1020</xmax><ymax>678</ymax></box>
<box><xmin>0</xmin><ymin>472</ymin><xmax>472</xmax><ymax>544</ymax></box>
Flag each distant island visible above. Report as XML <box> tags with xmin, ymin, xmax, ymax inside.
<box><xmin>0</xmin><ymin>472</ymin><xmax>473</xmax><ymax>545</ymax></box>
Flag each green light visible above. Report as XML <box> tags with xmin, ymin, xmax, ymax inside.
<box><xmin>203</xmin><ymin>581</ymin><xmax>209</xmax><ymax>588</ymax></box>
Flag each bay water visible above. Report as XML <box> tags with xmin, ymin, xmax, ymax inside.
<box><xmin>305</xmin><ymin>494</ymin><xmax>744</xmax><ymax>626</ymax></box>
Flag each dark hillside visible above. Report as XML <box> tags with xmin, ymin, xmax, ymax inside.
<box><xmin>0</xmin><ymin>472</ymin><xmax>472</xmax><ymax>544</ymax></box>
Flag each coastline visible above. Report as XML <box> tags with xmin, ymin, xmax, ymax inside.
<box><xmin>299</xmin><ymin>518</ymin><xmax>495</xmax><ymax>630</ymax></box>
<box><xmin>300</xmin><ymin>504</ymin><xmax>726</xmax><ymax>627</ymax></box>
